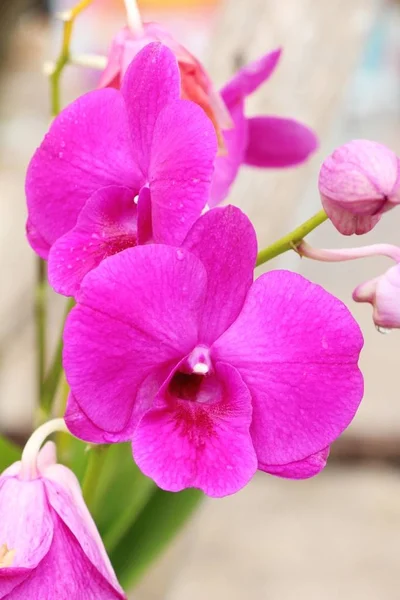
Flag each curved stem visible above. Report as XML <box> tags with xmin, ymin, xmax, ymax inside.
<box><xmin>20</xmin><ymin>418</ymin><xmax>68</xmax><ymax>480</ymax></box>
<box><xmin>124</xmin><ymin>0</ymin><xmax>144</xmax><ymax>35</ymax></box>
<box><xmin>298</xmin><ymin>241</ymin><xmax>400</xmax><ymax>263</ymax></box>
<box><xmin>49</xmin><ymin>0</ymin><xmax>93</xmax><ymax>116</ymax></box>
<box><xmin>82</xmin><ymin>445</ymin><xmax>110</xmax><ymax>512</ymax></box>
<box><xmin>256</xmin><ymin>209</ymin><xmax>328</xmax><ymax>267</ymax></box>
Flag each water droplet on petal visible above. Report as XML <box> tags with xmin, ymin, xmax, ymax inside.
<box><xmin>133</xmin><ymin>195</ymin><xmax>139</xmax><ymax>205</ymax></box>
<box><xmin>67</xmin><ymin>264</ymin><xmax>72</xmax><ymax>270</ymax></box>
<box><xmin>58</xmin><ymin>151</ymin><xmax>64</xmax><ymax>159</ymax></box>
<box><xmin>376</xmin><ymin>325</ymin><xmax>392</xmax><ymax>334</ymax></box>
<box><xmin>176</xmin><ymin>249</ymin><xmax>184</xmax><ymax>261</ymax></box>
<box><xmin>60</xmin><ymin>140</ymin><xmax>66</xmax><ymax>148</ymax></box>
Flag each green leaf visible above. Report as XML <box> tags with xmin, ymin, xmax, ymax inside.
<box><xmin>0</xmin><ymin>435</ymin><xmax>21</xmax><ymax>471</ymax></box>
<box><xmin>110</xmin><ymin>487</ymin><xmax>204</xmax><ymax>590</ymax></box>
<box><xmin>91</xmin><ymin>444</ymin><xmax>155</xmax><ymax>553</ymax></box>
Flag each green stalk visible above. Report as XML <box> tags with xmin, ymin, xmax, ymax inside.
<box><xmin>256</xmin><ymin>209</ymin><xmax>328</xmax><ymax>266</ymax></box>
<box><xmin>110</xmin><ymin>488</ymin><xmax>204</xmax><ymax>589</ymax></box>
<box><xmin>40</xmin><ymin>298</ymin><xmax>74</xmax><ymax>417</ymax></box>
<box><xmin>49</xmin><ymin>0</ymin><xmax>93</xmax><ymax>116</ymax></box>
<box><xmin>35</xmin><ymin>258</ymin><xmax>47</xmax><ymax>404</ymax></box>
<box><xmin>82</xmin><ymin>444</ymin><xmax>110</xmax><ymax>512</ymax></box>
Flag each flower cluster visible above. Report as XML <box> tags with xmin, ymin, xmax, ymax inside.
<box><xmin>24</xmin><ymin>38</ymin><xmax>367</xmax><ymax>498</ymax></box>
<box><xmin>7</xmin><ymin>5</ymin><xmax>400</xmax><ymax>597</ymax></box>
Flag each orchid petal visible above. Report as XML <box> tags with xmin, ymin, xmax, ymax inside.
<box><xmin>48</xmin><ymin>186</ymin><xmax>137</xmax><ymax>297</ymax></box>
<box><xmin>133</xmin><ymin>362</ymin><xmax>257</xmax><ymax>497</ymax></box>
<box><xmin>244</xmin><ymin>116</ymin><xmax>318</xmax><ymax>168</ymax></box>
<box><xmin>213</xmin><ymin>270</ymin><xmax>364</xmax><ymax>465</ymax></box>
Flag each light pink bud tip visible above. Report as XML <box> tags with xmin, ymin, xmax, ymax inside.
<box><xmin>319</xmin><ymin>139</ymin><xmax>400</xmax><ymax>235</ymax></box>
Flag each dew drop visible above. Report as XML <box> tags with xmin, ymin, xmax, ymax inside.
<box><xmin>176</xmin><ymin>249</ymin><xmax>184</xmax><ymax>261</ymax></box>
<box><xmin>376</xmin><ymin>325</ymin><xmax>392</xmax><ymax>334</ymax></box>
<box><xmin>60</xmin><ymin>140</ymin><xmax>66</xmax><ymax>148</ymax></box>
<box><xmin>58</xmin><ymin>151</ymin><xmax>64</xmax><ymax>159</ymax></box>
<box><xmin>133</xmin><ymin>194</ymin><xmax>139</xmax><ymax>205</ymax></box>
<box><xmin>67</xmin><ymin>264</ymin><xmax>72</xmax><ymax>270</ymax></box>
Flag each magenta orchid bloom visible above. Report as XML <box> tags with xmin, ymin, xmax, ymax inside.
<box><xmin>0</xmin><ymin>443</ymin><xmax>125</xmax><ymax>599</ymax></box>
<box><xmin>210</xmin><ymin>50</ymin><xmax>319</xmax><ymax>205</ymax></box>
<box><xmin>353</xmin><ymin>263</ymin><xmax>400</xmax><ymax>330</ymax></box>
<box><xmin>319</xmin><ymin>140</ymin><xmax>400</xmax><ymax>235</ymax></box>
<box><xmin>63</xmin><ymin>206</ymin><xmax>363</xmax><ymax>498</ymax></box>
<box><xmin>26</xmin><ymin>42</ymin><xmax>217</xmax><ymax>297</ymax></box>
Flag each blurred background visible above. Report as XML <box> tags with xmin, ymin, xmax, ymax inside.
<box><xmin>1</xmin><ymin>0</ymin><xmax>400</xmax><ymax>598</ymax></box>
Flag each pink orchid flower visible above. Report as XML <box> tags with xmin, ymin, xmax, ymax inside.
<box><xmin>99</xmin><ymin>26</ymin><xmax>318</xmax><ymax>206</ymax></box>
<box><xmin>0</xmin><ymin>443</ymin><xmax>125</xmax><ymax>599</ymax></box>
<box><xmin>319</xmin><ymin>139</ymin><xmax>400</xmax><ymax>235</ymax></box>
<box><xmin>25</xmin><ymin>42</ymin><xmax>217</xmax><ymax>297</ymax></box>
<box><xmin>353</xmin><ymin>263</ymin><xmax>400</xmax><ymax>330</ymax></box>
<box><xmin>63</xmin><ymin>206</ymin><xmax>364</xmax><ymax>498</ymax></box>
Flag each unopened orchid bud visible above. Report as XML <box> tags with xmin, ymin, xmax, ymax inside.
<box><xmin>0</xmin><ymin>440</ymin><xmax>125</xmax><ymax>599</ymax></box>
<box><xmin>353</xmin><ymin>263</ymin><xmax>400</xmax><ymax>331</ymax></box>
<box><xmin>319</xmin><ymin>140</ymin><xmax>400</xmax><ymax>235</ymax></box>
<box><xmin>98</xmin><ymin>24</ymin><xmax>231</xmax><ymax>147</ymax></box>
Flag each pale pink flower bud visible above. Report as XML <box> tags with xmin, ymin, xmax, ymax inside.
<box><xmin>0</xmin><ymin>442</ymin><xmax>125</xmax><ymax>599</ymax></box>
<box><xmin>319</xmin><ymin>140</ymin><xmax>400</xmax><ymax>235</ymax></box>
<box><xmin>353</xmin><ymin>263</ymin><xmax>400</xmax><ymax>331</ymax></box>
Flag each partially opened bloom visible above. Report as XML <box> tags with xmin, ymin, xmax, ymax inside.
<box><xmin>353</xmin><ymin>263</ymin><xmax>400</xmax><ymax>330</ymax></box>
<box><xmin>99</xmin><ymin>28</ymin><xmax>318</xmax><ymax>205</ymax></box>
<box><xmin>210</xmin><ymin>50</ymin><xmax>319</xmax><ymax>205</ymax></box>
<box><xmin>26</xmin><ymin>42</ymin><xmax>217</xmax><ymax>296</ymax></box>
<box><xmin>64</xmin><ymin>206</ymin><xmax>364</xmax><ymax>498</ymax></box>
<box><xmin>99</xmin><ymin>23</ymin><xmax>232</xmax><ymax>146</ymax></box>
<box><xmin>319</xmin><ymin>139</ymin><xmax>400</xmax><ymax>235</ymax></box>
<box><xmin>0</xmin><ymin>442</ymin><xmax>125</xmax><ymax>599</ymax></box>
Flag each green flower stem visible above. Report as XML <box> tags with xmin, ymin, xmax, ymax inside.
<box><xmin>35</xmin><ymin>258</ymin><xmax>47</xmax><ymax>404</ymax></box>
<box><xmin>256</xmin><ymin>209</ymin><xmax>328</xmax><ymax>267</ymax></box>
<box><xmin>49</xmin><ymin>0</ymin><xmax>93</xmax><ymax>116</ymax></box>
<box><xmin>110</xmin><ymin>487</ymin><xmax>204</xmax><ymax>589</ymax></box>
<box><xmin>40</xmin><ymin>298</ymin><xmax>74</xmax><ymax>417</ymax></box>
<box><xmin>82</xmin><ymin>444</ymin><xmax>110</xmax><ymax>512</ymax></box>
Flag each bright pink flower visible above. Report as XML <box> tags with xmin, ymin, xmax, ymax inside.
<box><xmin>210</xmin><ymin>50</ymin><xmax>319</xmax><ymax>205</ymax></box>
<box><xmin>353</xmin><ymin>263</ymin><xmax>400</xmax><ymax>330</ymax></box>
<box><xmin>63</xmin><ymin>206</ymin><xmax>364</xmax><ymax>497</ymax></box>
<box><xmin>319</xmin><ymin>140</ymin><xmax>400</xmax><ymax>235</ymax></box>
<box><xmin>99</xmin><ymin>24</ymin><xmax>231</xmax><ymax>149</ymax></box>
<box><xmin>26</xmin><ymin>42</ymin><xmax>217</xmax><ymax>296</ymax></box>
<box><xmin>0</xmin><ymin>443</ymin><xmax>125</xmax><ymax>599</ymax></box>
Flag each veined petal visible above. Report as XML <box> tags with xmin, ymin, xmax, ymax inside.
<box><xmin>43</xmin><ymin>478</ymin><xmax>124</xmax><ymax>597</ymax></box>
<box><xmin>221</xmin><ymin>49</ymin><xmax>282</xmax><ymax>107</ymax></box>
<box><xmin>63</xmin><ymin>245</ymin><xmax>207</xmax><ymax>435</ymax></box>
<box><xmin>121</xmin><ymin>42</ymin><xmax>181</xmax><ymax>174</ymax></box>
<box><xmin>0</xmin><ymin>477</ymin><xmax>53</xmax><ymax>596</ymax></box>
<box><xmin>6</xmin><ymin>515</ymin><xmax>124</xmax><ymax>600</ymax></box>
<box><xmin>149</xmin><ymin>99</ymin><xmax>217</xmax><ymax>244</ymax></box>
<box><xmin>244</xmin><ymin>116</ymin><xmax>318</xmax><ymax>168</ymax></box>
<box><xmin>48</xmin><ymin>186</ymin><xmax>137</xmax><ymax>297</ymax></box>
<box><xmin>183</xmin><ymin>206</ymin><xmax>256</xmax><ymax>344</ymax></box>
<box><xmin>213</xmin><ymin>270</ymin><xmax>364</xmax><ymax>465</ymax></box>
<box><xmin>259</xmin><ymin>447</ymin><xmax>330</xmax><ymax>479</ymax></box>
<box><xmin>133</xmin><ymin>362</ymin><xmax>257</xmax><ymax>497</ymax></box>
<box><xmin>210</xmin><ymin>99</ymin><xmax>247</xmax><ymax>206</ymax></box>
<box><xmin>26</xmin><ymin>89</ymin><xmax>140</xmax><ymax>251</ymax></box>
